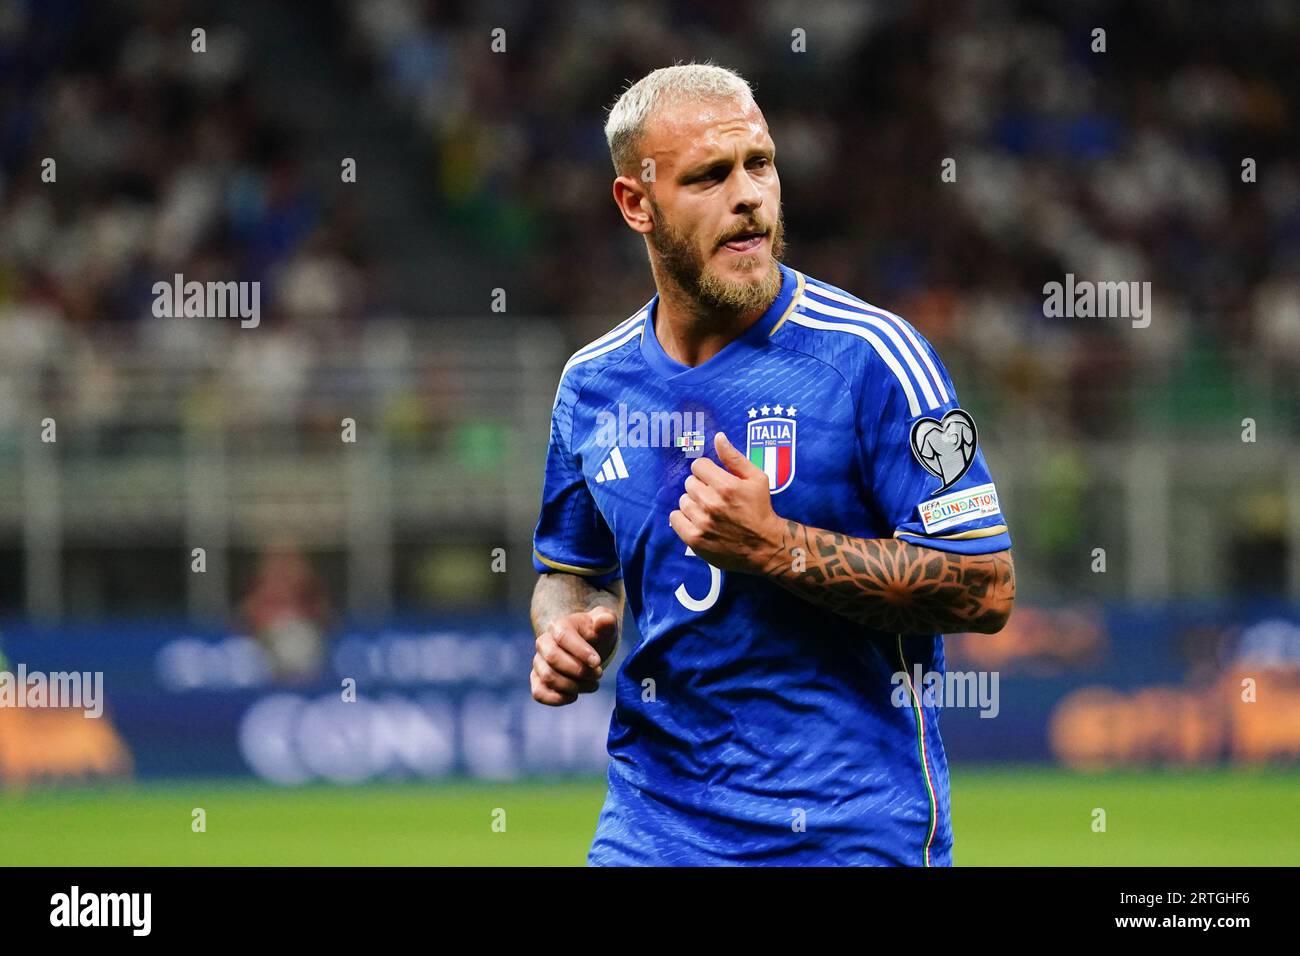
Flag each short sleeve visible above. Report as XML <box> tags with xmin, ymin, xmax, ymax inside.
<box><xmin>531</xmin><ymin>384</ymin><xmax>622</xmax><ymax>587</ymax></box>
<box><xmin>857</xmin><ymin>333</ymin><xmax>1012</xmax><ymax>556</ymax></box>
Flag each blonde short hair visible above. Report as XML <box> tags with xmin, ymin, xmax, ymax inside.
<box><xmin>604</xmin><ymin>63</ymin><xmax>755</xmax><ymax>176</ymax></box>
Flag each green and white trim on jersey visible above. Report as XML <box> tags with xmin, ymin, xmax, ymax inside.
<box><xmin>896</xmin><ymin>634</ymin><xmax>940</xmax><ymax>867</ymax></box>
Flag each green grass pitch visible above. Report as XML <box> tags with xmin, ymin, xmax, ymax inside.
<box><xmin>2</xmin><ymin>768</ymin><xmax>1297</xmax><ymax>866</ymax></box>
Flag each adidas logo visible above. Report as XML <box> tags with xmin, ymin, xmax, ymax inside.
<box><xmin>594</xmin><ymin>446</ymin><xmax>630</xmax><ymax>483</ymax></box>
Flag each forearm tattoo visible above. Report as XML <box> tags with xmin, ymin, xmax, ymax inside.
<box><xmin>760</xmin><ymin>520</ymin><xmax>1015</xmax><ymax>634</ymax></box>
<box><xmin>530</xmin><ymin>573</ymin><xmax>625</xmax><ymax>637</ymax></box>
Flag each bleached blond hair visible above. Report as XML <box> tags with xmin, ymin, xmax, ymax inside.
<box><xmin>604</xmin><ymin>63</ymin><xmax>755</xmax><ymax>176</ymax></box>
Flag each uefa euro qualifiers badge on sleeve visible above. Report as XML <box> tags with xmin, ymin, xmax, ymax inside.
<box><xmin>910</xmin><ymin>408</ymin><xmax>976</xmax><ymax>492</ymax></box>
<box><xmin>909</xmin><ymin>407</ymin><xmax>1001</xmax><ymax>534</ymax></box>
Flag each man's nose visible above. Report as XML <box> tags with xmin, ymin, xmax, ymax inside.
<box><xmin>728</xmin><ymin>167</ymin><xmax>763</xmax><ymax>212</ymax></box>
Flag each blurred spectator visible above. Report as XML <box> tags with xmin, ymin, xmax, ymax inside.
<box><xmin>239</xmin><ymin>542</ymin><xmax>332</xmax><ymax>682</ymax></box>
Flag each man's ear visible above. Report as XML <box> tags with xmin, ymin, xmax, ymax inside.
<box><xmin>612</xmin><ymin>177</ymin><xmax>654</xmax><ymax>235</ymax></box>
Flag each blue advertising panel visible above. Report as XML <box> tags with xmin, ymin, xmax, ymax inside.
<box><xmin>2</xmin><ymin>603</ymin><xmax>1299</xmax><ymax>786</ymax></box>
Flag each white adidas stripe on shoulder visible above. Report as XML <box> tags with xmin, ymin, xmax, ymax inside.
<box><xmin>801</xmin><ymin>282</ymin><xmax>950</xmax><ymax>404</ymax></box>
<box><xmin>569</xmin><ymin>308</ymin><xmax>645</xmax><ymax>362</ymax></box>
<box><xmin>788</xmin><ymin>312</ymin><xmax>925</xmax><ymax>416</ymax></box>
<box><xmin>554</xmin><ymin>310</ymin><xmax>646</xmax><ymax>405</ymax></box>
<box><xmin>799</xmin><ymin>293</ymin><xmax>940</xmax><ymax>410</ymax></box>
<box><xmin>561</xmin><ymin>316</ymin><xmax>645</xmax><ymax>377</ymax></box>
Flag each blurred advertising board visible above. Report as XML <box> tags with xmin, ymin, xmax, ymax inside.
<box><xmin>2</xmin><ymin>604</ymin><xmax>1299</xmax><ymax>787</ymax></box>
<box><xmin>0</xmin><ymin>617</ymin><xmax>613</xmax><ymax>788</ymax></box>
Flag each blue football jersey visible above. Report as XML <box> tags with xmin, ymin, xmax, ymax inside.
<box><xmin>532</xmin><ymin>262</ymin><xmax>1011</xmax><ymax>866</ymax></box>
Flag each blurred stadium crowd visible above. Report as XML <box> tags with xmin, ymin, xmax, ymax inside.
<box><xmin>339</xmin><ymin>0</ymin><xmax>1300</xmax><ymax>436</ymax></box>
<box><xmin>3</xmin><ymin>1</ymin><xmax>1298</xmax><ymax>425</ymax></box>
<box><xmin>0</xmin><ymin>1</ymin><xmax>377</xmax><ymax>380</ymax></box>
<box><xmin>0</xmin><ymin>0</ymin><xmax>1298</xmax><ymax>618</ymax></box>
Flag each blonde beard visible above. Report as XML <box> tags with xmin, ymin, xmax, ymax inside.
<box><xmin>696</xmin><ymin>255</ymin><xmax>782</xmax><ymax>313</ymax></box>
<box><xmin>647</xmin><ymin>197</ymin><xmax>785</xmax><ymax>315</ymax></box>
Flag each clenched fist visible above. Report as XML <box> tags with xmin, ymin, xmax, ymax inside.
<box><xmin>530</xmin><ymin>606</ymin><xmax>620</xmax><ymax>706</ymax></box>
<box><xmin>669</xmin><ymin>431</ymin><xmax>784</xmax><ymax>574</ymax></box>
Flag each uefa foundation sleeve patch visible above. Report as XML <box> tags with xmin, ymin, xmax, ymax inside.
<box><xmin>917</xmin><ymin>482</ymin><xmax>1002</xmax><ymax>534</ymax></box>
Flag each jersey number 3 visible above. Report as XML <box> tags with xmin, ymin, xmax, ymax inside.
<box><xmin>674</xmin><ymin>546</ymin><xmax>722</xmax><ymax>612</ymax></box>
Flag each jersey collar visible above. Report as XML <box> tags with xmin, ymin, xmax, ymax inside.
<box><xmin>639</xmin><ymin>262</ymin><xmax>802</xmax><ymax>385</ymax></box>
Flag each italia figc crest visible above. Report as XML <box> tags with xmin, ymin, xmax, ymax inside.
<box><xmin>746</xmin><ymin>403</ymin><xmax>797</xmax><ymax>494</ymax></box>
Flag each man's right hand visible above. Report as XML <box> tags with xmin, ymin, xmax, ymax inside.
<box><xmin>530</xmin><ymin>607</ymin><xmax>619</xmax><ymax>706</ymax></box>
